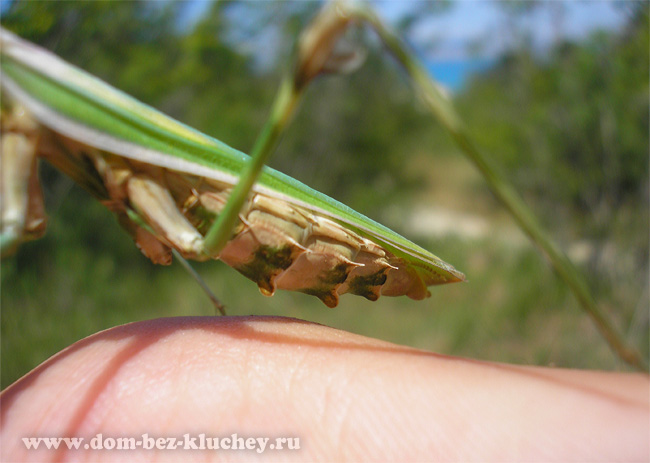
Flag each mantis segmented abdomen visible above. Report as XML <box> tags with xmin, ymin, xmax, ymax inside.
<box><xmin>0</xmin><ymin>25</ymin><xmax>464</xmax><ymax>308</ymax></box>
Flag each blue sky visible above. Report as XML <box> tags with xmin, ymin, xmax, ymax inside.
<box><xmin>413</xmin><ymin>0</ymin><xmax>628</xmax><ymax>90</ymax></box>
<box><xmin>365</xmin><ymin>1</ymin><xmax>628</xmax><ymax>91</ymax></box>
<box><xmin>182</xmin><ymin>0</ymin><xmax>629</xmax><ymax>91</ymax></box>
<box><xmin>409</xmin><ymin>1</ymin><xmax>628</xmax><ymax>58</ymax></box>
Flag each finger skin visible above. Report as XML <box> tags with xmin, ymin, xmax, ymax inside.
<box><xmin>1</xmin><ymin>316</ymin><xmax>648</xmax><ymax>462</ymax></box>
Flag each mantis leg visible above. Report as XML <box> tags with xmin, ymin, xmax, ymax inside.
<box><xmin>1</xmin><ymin>105</ymin><xmax>47</xmax><ymax>256</ymax></box>
<box><xmin>126</xmin><ymin>175</ymin><xmax>204</xmax><ymax>258</ymax></box>
<box><xmin>124</xmin><ymin>173</ymin><xmax>227</xmax><ymax>314</ymax></box>
<box><xmin>203</xmin><ymin>78</ymin><xmax>302</xmax><ymax>257</ymax></box>
<box><xmin>201</xmin><ymin>1</ymin><xmax>360</xmax><ymax>259</ymax></box>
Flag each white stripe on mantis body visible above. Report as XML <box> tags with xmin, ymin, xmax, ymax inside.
<box><xmin>1</xmin><ymin>77</ymin><xmax>242</xmax><ymax>195</ymax></box>
<box><xmin>1</xmin><ymin>29</ymin><xmax>215</xmax><ymax>149</ymax></box>
<box><xmin>3</xmin><ymin>74</ymin><xmax>452</xmax><ymax>275</ymax></box>
<box><xmin>0</xmin><ymin>27</ymin><xmax>465</xmax><ymax>304</ymax></box>
<box><xmin>0</xmin><ymin>28</ymin><xmax>456</xmax><ymax>269</ymax></box>
<box><xmin>5</xmin><ymin>77</ymin><xmax>417</xmax><ymax>254</ymax></box>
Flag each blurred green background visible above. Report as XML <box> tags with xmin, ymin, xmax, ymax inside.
<box><xmin>2</xmin><ymin>0</ymin><xmax>648</xmax><ymax>388</ymax></box>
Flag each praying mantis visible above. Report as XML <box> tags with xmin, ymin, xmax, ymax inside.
<box><xmin>0</xmin><ymin>4</ymin><xmax>465</xmax><ymax>313</ymax></box>
<box><xmin>2</xmin><ymin>1</ymin><xmax>646</xmax><ymax>372</ymax></box>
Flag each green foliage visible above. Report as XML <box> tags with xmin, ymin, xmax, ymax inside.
<box><xmin>458</xmin><ymin>6</ymin><xmax>649</xmax><ymax>221</ymax></box>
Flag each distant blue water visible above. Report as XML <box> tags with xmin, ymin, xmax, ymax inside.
<box><xmin>426</xmin><ymin>58</ymin><xmax>495</xmax><ymax>93</ymax></box>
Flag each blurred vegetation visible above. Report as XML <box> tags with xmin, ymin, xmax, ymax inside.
<box><xmin>1</xmin><ymin>1</ymin><xmax>648</xmax><ymax>388</ymax></box>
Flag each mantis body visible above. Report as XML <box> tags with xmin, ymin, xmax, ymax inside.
<box><xmin>0</xmin><ymin>25</ymin><xmax>464</xmax><ymax>309</ymax></box>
